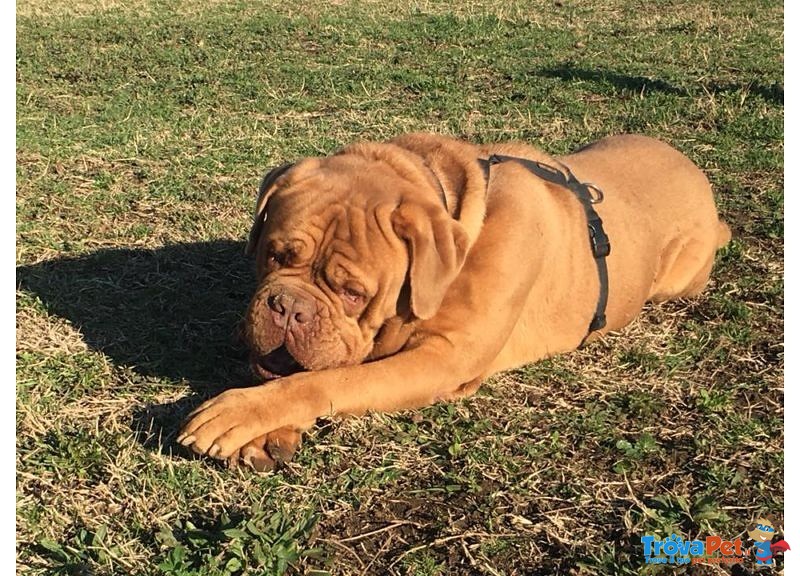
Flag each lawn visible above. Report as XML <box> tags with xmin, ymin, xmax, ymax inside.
<box><xmin>16</xmin><ymin>1</ymin><xmax>783</xmax><ymax>574</ymax></box>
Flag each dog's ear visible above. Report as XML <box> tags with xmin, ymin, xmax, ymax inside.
<box><xmin>392</xmin><ymin>203</ymin><xmax>469</xmax><ymax>320</ymax></box>
<box><xmin>245</xmin><ymin>163</ymin><xmax>295</xmax><ymax>256</ymax></box>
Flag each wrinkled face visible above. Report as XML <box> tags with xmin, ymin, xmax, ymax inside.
<box><xmin>245</xmin><ymin>154</ymin><xmax>426</xmax><ymax>380</ymax></box>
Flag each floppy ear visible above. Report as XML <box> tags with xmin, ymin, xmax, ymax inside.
<box><xmin>245</xmin><ymin>163</ymin><xmax>294</xmax><ymax>256</ymax></box>
<box><xmin>392</xmin><ymin>203</ymin><xmax>470</xmax><ymax>320</ymax></box>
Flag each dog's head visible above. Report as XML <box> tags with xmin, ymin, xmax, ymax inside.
<box><xmin>243</xmin><ymin>139</ymin><xmax>478</xmax><ymax>380</ymax></box>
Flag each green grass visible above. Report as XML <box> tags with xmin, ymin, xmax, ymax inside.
<box><xmin>16</xmin><ymin>1</ymin><xmax>783</xmax><ymax>574</ymax></box>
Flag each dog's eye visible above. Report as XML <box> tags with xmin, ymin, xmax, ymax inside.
<box><xmin>341</xmin><ymin>287</ymin><xmax>365</xmax><ymax>306</ymax></box>
<box><xmin>265</xmin><ymin>250</ymin><xmax>286</xmax><ymax>267</ymax></box>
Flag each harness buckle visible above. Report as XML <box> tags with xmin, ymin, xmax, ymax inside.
<box><xmin>588</xmin><ymin>220</ymin><xmax>611</xmax><ymax>258</ymax></box>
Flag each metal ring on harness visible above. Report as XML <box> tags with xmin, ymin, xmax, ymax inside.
<box><xmin>585</xmin><ymin>183</ymin><xmax>604</xmax><ymax>204</ymax></box>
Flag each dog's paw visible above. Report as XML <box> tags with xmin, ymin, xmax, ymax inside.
<box><xmin>226</xmin><ymin>427</ymin><xmax>303</xmax><ymax>472</ymax></box>
<box><xmin>177</xmin><ymin>387</ymin><xmax>277</xmax><ymax>459</ymax></box>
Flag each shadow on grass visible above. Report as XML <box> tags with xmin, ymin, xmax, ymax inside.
<box><xmin>17</xmin><ymin>240</ymin><xmax>257</xmax><ymax>453</ymax></box>
<box><xmin>539</xmin><ymin>64</ymin><xmax>784</xmax><ymax>104</ymax></box>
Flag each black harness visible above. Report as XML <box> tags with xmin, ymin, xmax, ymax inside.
<box><xmin>478</xmin><ymin>154</ymin><xmax>611</xmax><ymax>343</ymax></box>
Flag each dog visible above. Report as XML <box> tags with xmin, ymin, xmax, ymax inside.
<box><xmin>178</xmin><ymin>132</ymin><xmax>731</xmax><ymax>470</ymax></box>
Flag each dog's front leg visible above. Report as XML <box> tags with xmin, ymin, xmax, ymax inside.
<box><xmin>178</xmin><ymin>338</ymin><xmax>504</xmax><ymax>461</ymax></box>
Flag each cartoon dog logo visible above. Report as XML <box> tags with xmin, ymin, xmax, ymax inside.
<box><xmin>747</xmin><ymin>518</ymin><xmax>790</xmax><ymax>565</ymax></box>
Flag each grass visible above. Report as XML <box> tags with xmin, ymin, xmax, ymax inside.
<box><xmin>16</xmin><ymin>0</ymin><xmax>783</xmax><ymax>574</ymax></box>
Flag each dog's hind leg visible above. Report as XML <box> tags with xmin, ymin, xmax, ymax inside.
<box><xmin>648</xmin><ymin>221</ymin><xmax>729</xmax><ymax>302</ymax></box>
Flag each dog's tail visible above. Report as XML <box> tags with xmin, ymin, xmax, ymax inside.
<box><xmin>716</xmin><ymin>220</ymin><xmax>732</xmax><ymax>249</ymax></box>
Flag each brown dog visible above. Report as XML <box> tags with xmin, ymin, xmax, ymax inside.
<box><xmin>178</xmin><ymin>133</ymin><xmax>730</xmax><ymax>470</ymax></box>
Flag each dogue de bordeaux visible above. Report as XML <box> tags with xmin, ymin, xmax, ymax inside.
<box><xmin>178</xmin><ymin>132</ymin><xmax>730</xmax><ymax>470</ymax></box>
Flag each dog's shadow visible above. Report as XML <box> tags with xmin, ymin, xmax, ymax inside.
<box><xmin>17</xmin><ymin>240</ymin><xmax>256</xmax><ymax>454</ymax></box>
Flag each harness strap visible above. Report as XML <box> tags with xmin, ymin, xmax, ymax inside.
<box><xmin>478</xmin><ymin>154</ymin><xmax>611</xmax><ymax>343</ymax></box>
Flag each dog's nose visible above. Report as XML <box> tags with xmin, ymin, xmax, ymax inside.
<box><xmin>267</xmin><ymin>293</ymin><xmax>314</xmax><ymax>326</ymax></box>
<box><xmin>267</xmin><ymin>293</ymin><xmax>287</xmax><ymax>316</ymax></box>
<box><xmin>267</xmin><ymin>293</ymin><xmax>291</xmax><ymax>326</ymax></box>
<box><xmin>292</xmin><ymin>305</ymin><xmax>312</xmax><ymax>324</ymax></box>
